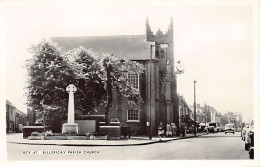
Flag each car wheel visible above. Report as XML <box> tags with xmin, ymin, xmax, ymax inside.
<box><xmin>233</xmin><ymin>132</ymin><xmax>234</xmax><ymax>134</ymax></box>
<box><xmin>225</xmin><ymin>133</ymin><xmax>226</xmax><ymax>134</ymax></box>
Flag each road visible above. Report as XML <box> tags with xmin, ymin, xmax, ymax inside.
<box><xmin>6</xmin><ymin>132</ymin><xmax>250</xmax><ymax>160</ymax></box>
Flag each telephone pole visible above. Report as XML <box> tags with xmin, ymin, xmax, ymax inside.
<box><xmin>193</xmin><ymin>79</ymin><xmax>197</xmax><ymax>135</ymax></box>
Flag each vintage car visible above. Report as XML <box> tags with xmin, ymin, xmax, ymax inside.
<box><xmin>198</xmin><ymin>123</ymin><xmax>208</xmax><ymax>133</ymax></box>
<box><xmin>207</xmin><ymin>122</ymin><xmax>218</xmax><ymax>133</ymax></box>
<box><xmin>248</xmin><ymin>129</ymin><xmax>254</xmax><ymax>159</ymax></box>
<box><xmin>224</xmin><ymin>124</ymin><xmax>235</xmax><ymax>134</ymax></box>
<box><xmin>241</xmin><ymin>123</ymin><xmax>249</xmax><ymax>141</ymax></box>
<box><xmin>245</xmin><ymin>120</ymin><xmax>254</xmax><ymax>151</ymax></box>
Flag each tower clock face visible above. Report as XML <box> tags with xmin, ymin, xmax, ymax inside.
<box><xmin>176</xmin><ymin>61</ymin><xmax>184</xmax><ymax>73</ymax></box>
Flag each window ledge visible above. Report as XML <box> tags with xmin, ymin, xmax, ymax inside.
<box><xmin>126</xmin><ymin>120</ymin><xmax>140</xmax><ymax>123</ymax></box>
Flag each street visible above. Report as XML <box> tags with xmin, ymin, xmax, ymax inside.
<box><xmin>6</xmin><ymin>132</ymin><xmax>250</xmax><ymax>160</ymax></box>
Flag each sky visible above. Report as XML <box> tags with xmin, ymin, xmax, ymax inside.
<box><xmin>1</xmin><ymin>0</ymin><xmax>258</xmax><ymax>122</ymax></box>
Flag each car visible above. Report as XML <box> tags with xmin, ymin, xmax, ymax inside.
<box><xmin>224</xmin><ymin>124</ymin><xmax>235</xmax><ymax>134</ymax></box>
<box><xmin>248</xmin><ymin>129</ymin><xmax>254</xmax><ymax>159</ymax></box>
<box><xmin>241</xmin><ymin>124</ymin><xmax>249</xmax><ymax>141</ymax></box>
<box><xmin>207</xmin><ymin>122</ymin><xmax>217</xmax><ymax>133</ymax></box>
<box><xmin>245</xmin><ymin>120</ymin><xmax>254</xmax><ymax>151</ymax></box>
<box><xmin>198</xmin><ymin>123</ymin><xmax>208</xmax><ymax>134</ymax></box>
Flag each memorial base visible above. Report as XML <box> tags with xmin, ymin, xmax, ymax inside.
<box><xmin>62</xmin><ymin>123</ymin><xmax>79</xmax><ymax>134</ymax></box>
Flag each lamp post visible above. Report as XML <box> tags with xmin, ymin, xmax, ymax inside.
<box><xmin>149</xmin><ymin>43</ymin><xmax>168</xmax><ymax>139</ymax></box>
<box><xmin>193</xmin><ymin>79</ymin><xmax>197</xmax><ymax>135</ymax></box>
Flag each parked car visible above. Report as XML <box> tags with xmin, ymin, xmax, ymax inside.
<box><xmin>225</xmin><ymin>124</ymin><xmax>235</xmax><ymax>134</ymax></box>
<box><xmin>207</xmin><ymin>122</ymin><xmax>217</xmax><ymax>133</ymax></box>
<box><xmin>245</xmin><ymin>120</ymin><xmax>254</xmax><ymax>151</ymax></box>
<box><xmin>241</xmin><ymin>123</ymin><xmax>249</xmax><ymax>141</ymax></box>
<box><xmin>217</xmin><ymin>126</ymin><xmax>221</xmax><ymax>132</ymax></box>
<box><xmin>198</xmin><ymin>123</ymin><xmax>208</xmax><ymax>134</ymax></box>
<box><xmin>248</xmin><ymin>129</ymin><xmax>254</xmax><ymax>159</ymax></box>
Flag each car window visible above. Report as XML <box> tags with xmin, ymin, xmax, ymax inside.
<box><xmin>225</xmin><ymin>125</ymin><xmax>234</xmax><ymax>128</ymax></box>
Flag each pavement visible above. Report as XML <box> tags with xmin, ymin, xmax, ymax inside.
<box><xmin>6</xmin><ymin>132</ymin><xmax>205</xmax><ymax>146</ymax></box>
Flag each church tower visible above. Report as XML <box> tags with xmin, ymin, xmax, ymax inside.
<box><xmin>146</xmin><ymin>17</ymin><xmax>179</xmax><ymax>133</ymax></box>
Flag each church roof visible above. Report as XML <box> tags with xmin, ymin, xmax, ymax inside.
<box><xmin>51</xmin><ymin>35</ymin><xmax>151</xmax><ymax>60</ymax></box>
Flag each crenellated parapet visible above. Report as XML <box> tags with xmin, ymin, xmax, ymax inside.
<box><xmin>146</xmin><ymin>17</ymin><xmax>173</xmax><ymax>43</ymax></box>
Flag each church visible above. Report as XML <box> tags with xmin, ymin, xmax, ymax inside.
<box><xmin>51</xmin><ymin>17</ymin><xmax>179</xmax><ymax>136</ymax></box>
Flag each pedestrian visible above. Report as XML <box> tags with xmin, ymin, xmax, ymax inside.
<box><xmin>166</xmin><ymin>124</ymin><xmax>172</xmax><ymax>137</ymax></box>
<box><xmin>181</xmin><ymin>123</ymin><xmax>186</xmax><ymax>137</ymax></box>
<box><xmin>192</xmin><ymin>125</ymin><xmax>195</xmax><ymax>135</ymax></box>
<box><xmin>158</xmin><ymin>122</ymin><xmax>164</xmax><ymax>141</ymax></box>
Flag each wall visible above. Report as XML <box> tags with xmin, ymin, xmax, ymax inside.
<box><xmin>6</xmin><ymin>104</ymin><xmax>16</xmax><ymax>132</ymax></box>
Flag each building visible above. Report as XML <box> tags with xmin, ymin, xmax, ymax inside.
<box><xmin>226</xmin><ymin>111</ymin><xmax>242</xmax><ymax>129</ymax></box>
<box><xmin>192</xmin><ymin>104</ymin><xmax>206</xmax><ymax>124</ymax></box>
<box><xmin>6</xmin><ymin>100</ymin><xmax>15</xmax><ymax>132</ymax></box>
<box><xmin>51</xmin><ymin>18</ymin><xmax>179</xmax><ymax>135</ymax></box>
<box><xmin>196</xmin><ymin>108</ymin><xmax>206</xmax><ymax>123</ymax></box>
<box><xmin>179</xmin><ymin>96</ymin><xmax>193</xmax><ymax>131</ymax></box>
<box><xmin>215</xmin><ymin>112</ymin><xmax>222</xmax><ymax>126</ymax></box>
<box><xmin>6</xmin><ymin>100</ymin><xmax>27</xmax><ymax>133</ymax></box>
<box><xmin>203</xmin><ymin>104</ymin><xmax>217</xmax><ymax>123</ymax></box>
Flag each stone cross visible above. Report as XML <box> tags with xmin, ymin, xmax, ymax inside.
<box><xmin>66</xmin><ymin>84</ymin><xmax>77</xmax><ymax>124</ymax></box>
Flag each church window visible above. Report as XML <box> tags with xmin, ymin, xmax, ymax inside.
<box><xmin>127</xmin><ymin>72</ymin><xmax>139</xmax><ymax>90</ymax></box>
<box><xmin>127</xmin><ymin>109</ymin><xmax>139</xmax><ymax>121</ymax></box>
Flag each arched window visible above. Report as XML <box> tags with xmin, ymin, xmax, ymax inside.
<box><xmin>127</xmin><ymin>72</ymin><xmax>139</xmax><ymax>90</ymax></box>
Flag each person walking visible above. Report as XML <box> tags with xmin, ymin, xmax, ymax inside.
<box><xmin>158</xmin><ymin>122</ymin><xmax>164</xmax><ymax>141</ymax></box>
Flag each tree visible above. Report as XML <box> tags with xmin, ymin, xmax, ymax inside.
<box><xmin>25</xmin><ymin>40</ymin><xmax>145</xmax><ymax>130</ymax></box>
<box><xmin>64</xmin><ymin>47</ymin><xmax>106</xmax><ymax>116</ymax></box>
<box><xmin>100</xmin><ymin>54</ymin><xmax>144</xmax><ymax>124</ymax></box>
<box><xmin>25</xmin><ymin>40</ymin><xmax>75</xmax><ymax>131</ymax></box>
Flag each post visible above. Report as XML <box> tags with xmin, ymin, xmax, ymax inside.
<box><xmin>193</xmin><ymin>80</ymin><xmax>197</xmax><ymax>135</ymax></box>
<box><xmin>149</xmin><ymin>44</ymin><xmax>152</xmax><ymax>139</ymax></box>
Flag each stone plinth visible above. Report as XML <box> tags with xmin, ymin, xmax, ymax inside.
<box><xmin>99</xmin><ymin>126</ymin><xmax>121</xmax><ymax>140</ymax></box>
<box><xmin>62</xmin><ymin>123</ymin><xmax>79</xmax><ymax>134</ymax></box>
<box><xmin>23</xmin><ymin>126</ymin><xmax>45</xmax><ymax>139</ymax></box>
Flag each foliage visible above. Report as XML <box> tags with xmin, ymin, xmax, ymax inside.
<box><xmin>64</xmin><ymin>47</ymin><xmax>106</xmax><ymax>115</ymax></box>
<box><xmin>25</xmin><ymin>40</ymin><xmax>145</xmax><ymax>129</ymax></box>
<box><xmin>100</xmin><ymin>54</ymin><xmax>144</xmax><ymax>123</ymax></box>
<box><xmin>25</xmin><ymin>40</ymin><xmax>75</xmax><ymax>131</ymax></box>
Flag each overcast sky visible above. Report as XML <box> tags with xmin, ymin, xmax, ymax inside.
<box><xmin>1</xmin><ymin>0</ymin><xmax>258</xmax><ymax>122</ymax></box>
